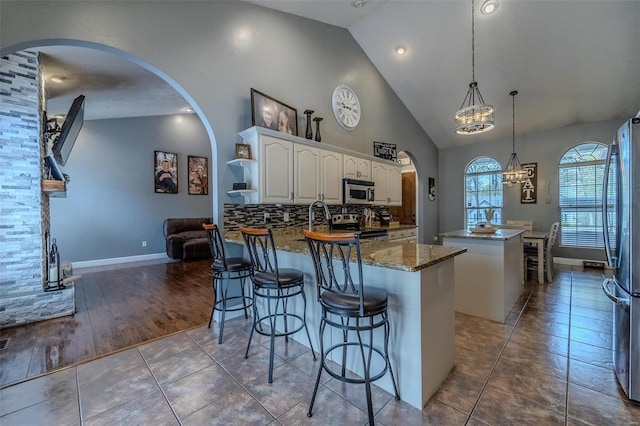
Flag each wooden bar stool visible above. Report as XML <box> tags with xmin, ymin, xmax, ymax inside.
<box><xmin>203</xmin><ymin>224</ymin><xmax>253</xmax><ymax>344</ymax></box>
<box><xmin>239</xmin><ymin>226</ymin><xmax>316</xmax><ymax>383</ymax></box>
<box><xmin>303</xmin><ymin>230</ymin><xmax>400</xmax><ymax>425</ymax></box>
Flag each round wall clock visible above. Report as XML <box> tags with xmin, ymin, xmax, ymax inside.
<box><xmin>332</xmin><ymin>85</ymin><xmax>361</xmax><ymax>130</ymax></box>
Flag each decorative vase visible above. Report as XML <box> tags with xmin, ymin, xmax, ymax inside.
<box><xmin>313</xmin><ymin>117</ymin><xmax>323</xmax><ymax>142</ymax></box>
<box><xmin>304</xmin><ymin>109</ymin><xmax>314</xmax><ymax>139</ymax></box>
<box><xmin>484</xmin><ymin>208</ymin><xmax>495</xmax><ymax>227</ymax></box>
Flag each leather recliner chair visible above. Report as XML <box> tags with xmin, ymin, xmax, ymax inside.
<box><xmin>163</xmin><ymin>217</ymin><xmax>212</xmax><ymax>260</ymax></box>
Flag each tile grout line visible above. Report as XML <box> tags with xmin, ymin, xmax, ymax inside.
<box><xmin>463</xmin><ymin>287</ymin><xmax>535</xmax><ymax>425</ymax></box>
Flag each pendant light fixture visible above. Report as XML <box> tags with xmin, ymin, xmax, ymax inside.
<box><xmin>454</xmin><ymin>0</ymin><xmax>495</xmax><ymax>135</ymax></box>
<box><xmin>502</xmin><ymin>90</ymin><xmax>527</xmax><ymax>186</ymax></box>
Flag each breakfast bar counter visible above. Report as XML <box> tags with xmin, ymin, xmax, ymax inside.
<box><xmin>225</xmin><ymin>228</ymin><xmax>466</xmax><ymax>410</ymax></box>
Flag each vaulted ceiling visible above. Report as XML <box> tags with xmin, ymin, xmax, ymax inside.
<box><xmin>40</xmin><ymin>0</ymin><xmax>639</xmax><ymax>150</ymax></box>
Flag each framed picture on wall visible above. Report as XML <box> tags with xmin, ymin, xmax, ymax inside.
<box><xmin>154</xmin><ymin>150</ymin><xmax>178</xmax><ymax>194</ymax></box>
<box><xmin>188</xmin><ymin>155</ymin><xmax>209</xmax><ymax>195</ymax></box>
<box><xmin>235</xmin><ymin>143</ymin><xmax>252</xmax><ymax>159</ymax></box>
<box><xmin>521</xmin><ymin>162</ymin><xmax>537</xmax><ymax>204</ymax></box>
<box><xmin>373</xmin><ymin>141</ymin><xmax>397</xmax><ymax>161</ymax></box>
<box><xmin>428</xmin><ymin>177</ymin><xmax>436</xmax><ymax>201</ymax></box>
<box><xmin>251</xmin><ymin>88</ymin><xmax>298</xmax><ymax>136</ymax></box>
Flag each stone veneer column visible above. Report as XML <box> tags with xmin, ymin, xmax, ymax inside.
<box><xmin>0</xmin><ymin>51</ymin><xmax>75</xmax><ymax>327</ymax></box>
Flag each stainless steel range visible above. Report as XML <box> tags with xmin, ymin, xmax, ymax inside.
<box><xmin>330</xmin><ymin>214</ymin><xmax>387</xmax><ymax>240</ymax></box>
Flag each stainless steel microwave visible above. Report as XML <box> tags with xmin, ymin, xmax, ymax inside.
<box><xmin>343</xmin><ymin>178</ymin><xmax>375</xmax><ymax>204</ymax></box>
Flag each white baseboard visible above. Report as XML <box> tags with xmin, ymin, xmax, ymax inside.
<box><xmin>72</xmin><ymin>253</ymin><xmax>168</xmax><ymax>269</ymax></box>
<box><xmin>554</xmin><ymin>257</ymin><xmax>608</xmax><ymax>267</ymax></box>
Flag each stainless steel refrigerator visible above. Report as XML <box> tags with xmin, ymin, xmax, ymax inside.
<box><xmin>603</xmin><ymin>116</ymin><xmax>640</xmax><ymax>403</ymax></box>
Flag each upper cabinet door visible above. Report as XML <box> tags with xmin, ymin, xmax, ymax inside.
<box><xmin>372</xmin><ymin>160</ymin><xmax>402</xmax><ymax>205</ymax></box>
<box><xmin>344</xmin><ymin>154</ymin><xmax>371</xmax><ymax>180</ymax></box>
<box><xmin>387</xmin><ymin>166</ymin><xmax>402</xmax><ymax>205</ymax></box>
<box><xmin>294</xmin><ymin>144</ymin><xmax>321</xmax><ymax>204</ymax></box>
<box><xmin>261</xmin><ymin>136</ymin><xmax>294</xmax><ymax>203</ymax></box>
<box><xmin>321</xmin><ymin>150</ymin><xmax>343</xmax><ymax>204</ymax></box>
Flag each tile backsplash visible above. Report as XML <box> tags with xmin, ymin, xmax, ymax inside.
<box><xmin>223</xmin><ymin>204</ymin><xmax>387</xmax><ymax>230</ymax></box>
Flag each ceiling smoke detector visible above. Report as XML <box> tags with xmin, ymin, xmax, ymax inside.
<box><xmin>352</xmin><ymin>0</ymin><xmax>366</xmax><ymax>8</ymax></box>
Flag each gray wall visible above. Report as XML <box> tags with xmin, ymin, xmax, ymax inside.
<box><xmin>0</xmin><ymin>1</ymin><xmax>440</xmax><ymax>255</ymax></box>
<box><xmin>439</xmin><ymin>117</ymin><xmax>626</xmax><ymax>261</ymax></box>
<box><xmin>50</xmin><ymin>115</ymin><xmax>212</xmax><ymax>262</ymax></box>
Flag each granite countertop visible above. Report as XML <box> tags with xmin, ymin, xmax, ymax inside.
<box><xmin>224</xmin><ymin>227</ymin><xmax>465</xmax><ymax>272</ymax></box>
<box><xmin>439</xmin><ymin>228</ymin><xmax>524</xmax><ymax>241</ymax></box>
<box><xmin>362</xmin><ymin>224</ymin><xmax>417</xmax><ymax>232</ymax></box>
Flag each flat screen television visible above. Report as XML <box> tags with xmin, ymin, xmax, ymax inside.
<box><xmin>52</xmin><ymin>94</ymin><xmax>85</xmax><ymax>166</ymax></box>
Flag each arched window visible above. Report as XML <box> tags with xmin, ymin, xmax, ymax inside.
<box><xmin>558</xmin><ymin>142</ymin><xmax>609</xmax><ymax>248</ymax></box>
<box><xmin>465</xmin><ymin>157</ymin><xmax>503</xmax><ymax>227</ymax></box>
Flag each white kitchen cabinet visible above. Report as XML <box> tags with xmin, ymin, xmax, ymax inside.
<box><xmin>344</xmin><ymin>155</ymin><xmax>371</xmax><ymax>180</ymax></box>
<box><xmin>387</xmin><ymin>227</ymin><xmax>418</xmax><ymax>243</ymax></box>
<box><xmin>320</xmin><ymin>150</ymin><xmax>343</xmax><ymax>204</ymax></box>
<box><xmin>239</xmin><ymin>126</ymin><xmax>398</xmax><ymax>205</ymax></box>
<box><xmin>372</xmin><ymin>160</ymin><xmax>402</xmax><ymax>206</ymax></box>
<box><xmin>294</xmin><ymin>147</ymin><xmax>343</xmax><ymax>204</ymax></box>
<box><xmin>294</xmin><ymin>144</ymin><xmax>320</xmax><ymax>204</ymax></box>
<box><xmin>260</xmin><ymin>136</ymin><xmax>294</xmax><ymax>203</ymax></box>
<box><xmin>388</xmin><ymin>166</ymin><xmax>402</xmax><ymax>205</ymax></box>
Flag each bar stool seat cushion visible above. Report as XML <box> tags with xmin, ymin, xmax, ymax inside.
<box><xmin>253</xmin><ymin>268</ymin><xmax>304</xmax><ymax>288</ymax></box>
<box><xmin>322</xmin><ymin>287</ymin><xmax>388</xmax><ymax>316</ymax></box>
<box><xmin>212</xmin><ymin>257</ymin><xmax>251</xmax><ymax>272</ymax></box>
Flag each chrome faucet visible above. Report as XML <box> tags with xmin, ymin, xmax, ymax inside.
<box><xmin>308</xmin><ymin>200</ymin><xmax>331</xmax><ymax>231</ymax></box>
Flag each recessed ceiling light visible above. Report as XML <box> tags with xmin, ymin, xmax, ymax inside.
<box><xmin>352</xmin><ymin>0</ymin><xmax>366</xmax><ymax>8</ymax></box>
<box><xmin>50</xmin><ymin>75</ymin><xmax>65</xmax><ymax>83</ymax></box>
<box><xmin>184</xmin><ymin>107</ymin><xmax>194</xmax><ymax>113</ymax></box>
<box><xmin>395</xmin><ymin>46</ymin><xmax>407</xmax><ymax>56</ymax></box>
<box><xmin>480</xmin><ymin>0</ymin><xmax>499</xmax><ymax>15</ymax></box>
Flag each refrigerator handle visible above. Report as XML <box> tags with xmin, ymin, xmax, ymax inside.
<box><xmin>602</xmin><ymin>143</ymin><xmax>617</xmax><ymax>268</ymax></box>
<box><xmin>602</xmin><ymin>278</ymin><xmax>628</xmax><ymax>306</ymax></box>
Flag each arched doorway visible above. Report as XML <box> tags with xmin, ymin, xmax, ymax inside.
<box><xmin>390</xmin><ymin>150</ymin><xmax>419</xmax><ymax>227</ymax></box>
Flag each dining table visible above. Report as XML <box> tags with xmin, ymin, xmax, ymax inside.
<box><xmin>523</xmin><ymin>230</ymin><xmax>550</xmax><ymax>284</ymax></box>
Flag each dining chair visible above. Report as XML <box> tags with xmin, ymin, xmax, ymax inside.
<box><xmin>202</xmin><ymin>224</ymin><xmax>253</xmax><ymax>344</ymax></box>
<box><xmin>303</xmin><ymin>230</ymin><xmax>400</xmax><ymax>425</ymax></box>
<box><xmin>525</xmin><ymin>222</ymin><xmax>560</xmax><ymax>282</ymax></box>
<box><xmin>239</xmin><ymin>226</ymin><xmax>316</xmax><ymax>383</ymax></box>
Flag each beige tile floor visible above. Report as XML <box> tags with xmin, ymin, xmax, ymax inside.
<box><xmin>1</xmin><ymin>268</ymin><xmax>640</xmax><ymax>425</ymax></box>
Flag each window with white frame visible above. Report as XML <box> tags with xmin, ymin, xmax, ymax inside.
<box><xmin>465</xmin><ymin>157</ymin><xmax>503</xmax><ymax>227</ymax></box>
<box><xmin>558</xmin><ymin>142</ymin><xmax>609</xmax><ymax>248</ymax></box>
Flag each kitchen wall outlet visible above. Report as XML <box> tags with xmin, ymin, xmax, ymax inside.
<box><xmin>545</xmin><ymin>196</ymin><xmax>552</xmax><ymax>204</ymax></box>
<box><xmin>283</xmin><ymin>211</ymin><xmax>290</xmax><ymax>222</ymax></box>
<box><xmin>264</xmin><ymin>212</ymin><xmax>270</xmax><ymax>221</ymax></box>
<box><xmin>142</xmin><ymin>241</ymin><xmax>147</xmax><ymax>247</ymax></box>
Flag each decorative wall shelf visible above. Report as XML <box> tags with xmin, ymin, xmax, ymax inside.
<box><xmin>227</xmin><ymin>189</ymin><xmax>257</xmax><ymax>202</ymax></box>
<box><xmin>226</xmin><ymin>158</ymin><xmax>257</xmax><ymax>170</ymax></box>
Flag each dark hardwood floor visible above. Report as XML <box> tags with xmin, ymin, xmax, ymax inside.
<box><xmin>0</xmin><ymin>259</ymin><xmax>214</xmax><ymax>388</ymax></box>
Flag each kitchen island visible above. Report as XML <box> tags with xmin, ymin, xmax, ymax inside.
<box><xmin>440</xmin><ymin>228</ymin><xmax>524</xmax><ymax>323</ymax></box>
<box><xmin>225</xmin><ymin>228</ymin><xmax>465</xmax><ymax>410</ymax></box>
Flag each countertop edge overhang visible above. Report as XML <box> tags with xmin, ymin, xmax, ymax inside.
<box><xmin>225</xmin><ymin>229</ymin><xmax>466</xmax><ymax>272</ymax></box>
<box><xmin>439</xmin><ymin>229</ymin><xmax>524</xmax><ymax>241</ymax></box>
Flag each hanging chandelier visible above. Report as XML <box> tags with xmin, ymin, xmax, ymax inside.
<box><xmin>455</xmin><ymin>0</ymin><xmax>495</xmax><ymax>135</ymax></box>
<box><xmin>502</xmin><ymin>90</ymin><xmax>527</xmax><ymax>186</ymax></box>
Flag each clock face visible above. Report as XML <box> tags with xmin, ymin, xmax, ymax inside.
<box><xmin>332</xmin><ymin>85</ymin><xmax>361</xmax><ymax>130</ymax></box>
